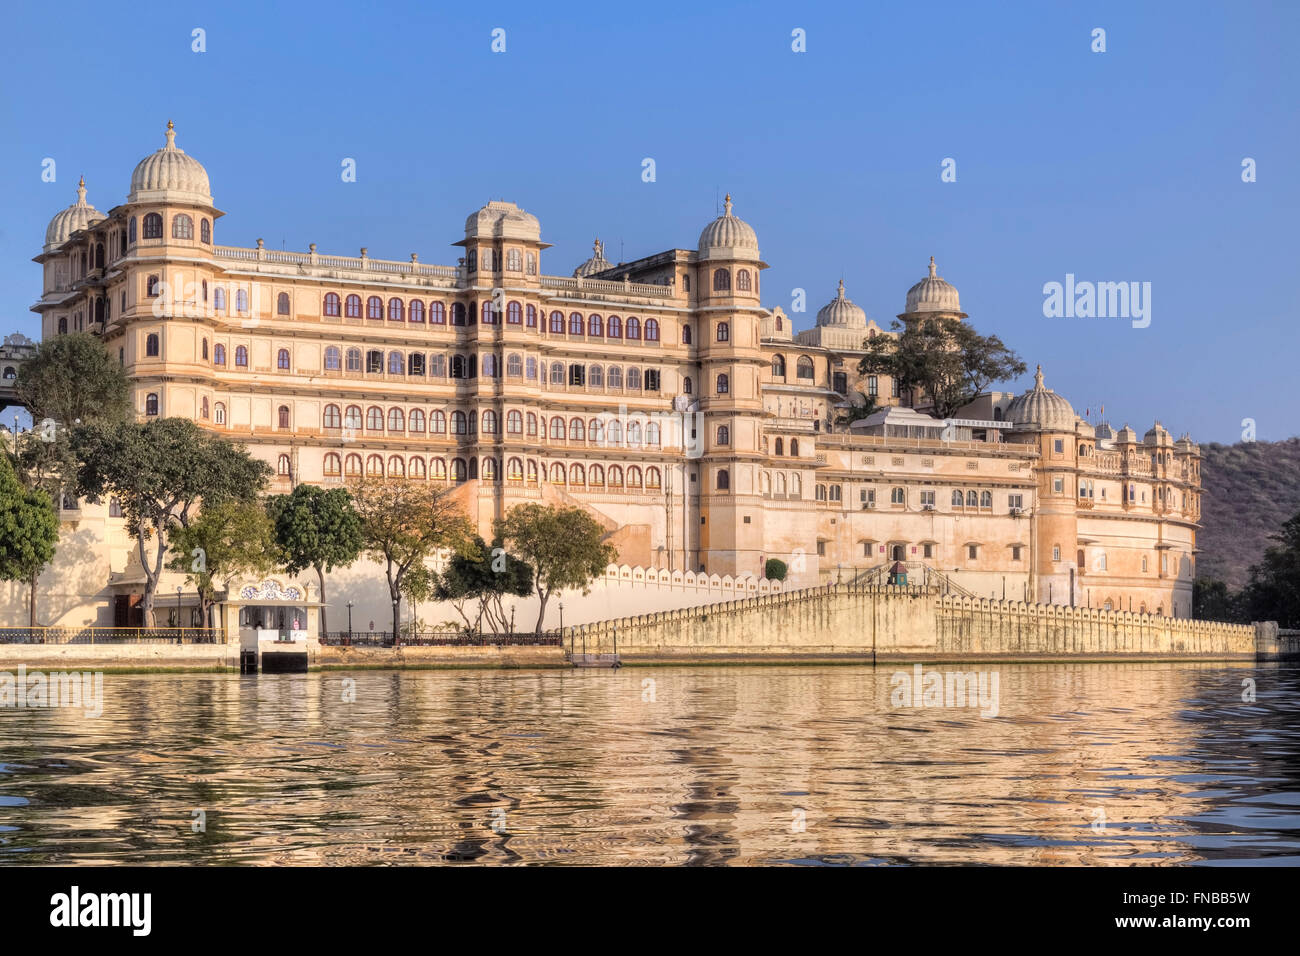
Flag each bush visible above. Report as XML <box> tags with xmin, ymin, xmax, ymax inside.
<box><xmin>764</xmin><ymin>558</ymin><xmax>787</xmax><ymax>581</ymax></box>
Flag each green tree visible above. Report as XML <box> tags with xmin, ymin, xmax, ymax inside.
<box><xmin>495</xmin><ymin>504</ymin><xmax>616</xmax><ymax>637</ymax></box>
<box><xmin>433</xmin><ymin>536</ymin><xmax>534</xmax><ymax>636</ymax></box>
<box><xmin>833</xmin><ymin>391</ymin><xmax>880</xmax><ymax>430</ymax></box>
<box><xmin>1239</xmin><ymin>510</ymin><xmax>1300</xmax><ymax>628</ymax></box>
<box><xmin>74</xmin><ymin>418</ymin><xmax>271</xmax><ymax>626</ymax></box>
<box><xmin>350</xmin><ymin>476</ymin><xmax>474</xmax><ymax>641</ymax></box>
<box><xmin>764</xmin><ymin>557</ymin><xmax>788</xmax><ymax>582</ymax></box>
<box><xmin>1192</xmin><ymin>578</ymin><xmax>1243</xmax><ymax>623</ymax></box>
<box><xmin>859</xmin><ymin>317</ymin><xmax>1026</xmax><ymax>420</ymax></box>
<box><xmin>266</xmin><ymin>484</ymin><xmax>363</xmax><ymax>636</ymax></box>
<box><xmin>0</xmin><ymin>451</ymin><xmax>59</xmax><ymax>627</ymax></box>
<box><xmin>15</xmin><ymin>332</ymin><xmax>130</xmax><ymax>431</ymax></box>
<box><xmin>168</xmin><ymin>500</ymin><xmax>279</xmax><ymax>628</ymax></box>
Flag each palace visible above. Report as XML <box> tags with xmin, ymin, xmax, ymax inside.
<box><xmin>9</xmin><ymin>123</ymin><xmax>1202</xmax><ymax>627</ymax></box>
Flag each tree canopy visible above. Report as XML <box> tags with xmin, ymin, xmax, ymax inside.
<box><xmin>495</xmin><ymin>504</ymin><xmax>616</xmax><ymax>637</ymax></box>
<box><xmin>0</xmin><ymin>451</ymin><xmax>59</xmax><ymax>627</ymax></box>
<box><xmin>433</xmin><ymin>535</ymin><xmax>534</xmax><ymax>636</ymax></box>
<box><xmin>267</xmin><ymin>484</ymin><xmax>363</xmax><ymax>635</ymax></box>
<box><xmin>14</xmin><ymin>332</ymin><xmax>130</xmax><ymax>430</ymax></box>
<box><xmin>168</xmin><ymin>499</ymin><xmax>279</xmax><ymax>627</ymax></box>
<box><xmin>858</xmin><ymin>317</ymin><xmax>1026</xmax><ymax>420</ymax></box>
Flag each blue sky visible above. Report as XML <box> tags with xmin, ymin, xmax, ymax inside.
<box><xmin>1</xmin><ymin>0</ymin><xmax>1295</xmax><ymax>443</ymax></box>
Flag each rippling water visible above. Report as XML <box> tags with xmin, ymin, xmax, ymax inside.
<box><xmin>1</xmin><ymin>663</ymin><xmax>1298</xmax><ymax>865</ymax></box>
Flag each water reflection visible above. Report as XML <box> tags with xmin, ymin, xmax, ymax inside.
<box><xmin>0</xmin><ymin>663</ymin><xmax>1297</xmax><ymax>865</ymax></box>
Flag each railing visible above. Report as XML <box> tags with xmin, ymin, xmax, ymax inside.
<box><xmin>540</xmin><ymin>275</ymin><xmax>674</xmax><ymax>298</ymax></box>
<box><xmin>320</xmin><ymin>630</ymin><xmax>562</xmax><ymax>647</ymax></box>
<box><xmin>850</xmin><ymin>563</ymin><xmax>978</xmax><ymax>598</ymax></box>
<box><xmin>0</xmin><ymin>627</ymin><xmax>221</xmax><ymax>645</ymax></box>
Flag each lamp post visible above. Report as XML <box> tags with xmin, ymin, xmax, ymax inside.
<box><xmin>346</xmin><ymin>600</ymin><xmax>354</xmax><ymax>643</ymax></box>
<box><xmin>558</xmin><ymin>601</ymin><xmax>564</xmax><ymax>639</ymax></box>
<box><xmin>176</xmin><ymin>586</ymin><xmax>183</xmax><ymax>643</ymax></box>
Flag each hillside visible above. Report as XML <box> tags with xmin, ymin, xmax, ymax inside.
<box><xmin>1197</xmin><ymin>438</ymin><xmax>1300</xmax><ymax>590</ymax></box>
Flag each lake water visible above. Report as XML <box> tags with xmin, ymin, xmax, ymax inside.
<box><xmin>1</xmin><ymin>663</ymin><xmax>1298</xmax><ymax>865</ymax></box>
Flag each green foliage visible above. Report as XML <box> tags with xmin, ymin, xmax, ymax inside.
<box><xmin>266</xmin><ymin>484</ymin><xmax>363</xmax><ymax>634</ymax></box>
<box><xmin>834</xmin><ymin>392</ymin><xmax>880</xmax><ymax>429</ymax></box>
<box><xmin>15</xmin><ymin>332</ymin><xmax>130</xmax><ymax>429</ymax></box>
<box><xmin>0</xmin><ymin>451</ymin><xmax>59</xmax><ymax>625</ymax></box>
<box><xmin>1191</xmin><ymin>578</ymin><xmax>1243</xmax><ymax>623</ymax></box>
<box><xmin>168</xmin><ymin>500</ymin><xmax>279</xmax><ymax>624</ymax></box>
<box><xmin>72</xmin><ymin>417</ymin><xmax>271</xmax><ymax>625</ymax></box>
<box><xmin>764</xmin><ymin>557</ymin><xmax>788</xmax><ymax>582</ymax></box>
<box><xmin>1238</xmin><ymin>510</ymin><xmax>1300</xmax><ymax>628</ymax></box>
<box><xmin>433</xmin><ymin>536</ymin><xmax>534</xmax><ymax>635</ymax></box>
<box><xmin>494</xmin><ymin>504</ymin><xmax>616</xmax><ymax>635</ymax></box>
<box><xmin>858</xmin><ymin>316</ymin><xmax>1026</xmax><ymax>420</ymax></box>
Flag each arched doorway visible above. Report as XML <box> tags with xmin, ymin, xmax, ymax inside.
<box><xmin>891</xmin><ymin>544</ymin><xmax>905</xmax><ymax>562</ymax></box>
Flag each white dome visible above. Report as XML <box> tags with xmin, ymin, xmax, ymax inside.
<box><xmin>1007</xmin><ymin>365</ymin><xmax>1076</xmax><ymax>432</ymax></box>
<box><xmin>904</xmin><ymin>256</ymin><xmax>962</xmax><ymax>315</ymax></box>
<box><xmin>574</xmin><ymin>238</ymin><xmax>613</xmax><ymax>277</ymax></box>
<box><xmin>129</xmin><ymin>121</ymin><xmax>212</xmax><ymax>206</ymax></box>
<box><xmin>816</xmin><ymin>280</ymin><xmax>867</xmax><ymax>328</ymax></box>
<box><xmin>44</xmin><ymin>177</ymin><xmax>105</xmax><ymax>252</ymax></box>
<box><xmin>697</xmin><ymin>194</ymin><xmax>759</xmax><ymax>260</ymax></box>
<box><xmin>464</xmin><ymin>200</ymin><xmax>540</xmax><ymax>241</ymax></box>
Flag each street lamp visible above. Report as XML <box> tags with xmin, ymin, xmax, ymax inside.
<box><xmin>176</xmin><ymin>586</ymin><xmax>183</xmax><ymax>642</ymax></box>
<box><xmin>346</xmin><ymin>600</ymin><xmax>354</xmax><ymax>642</ymax></box>
<box><xmin>558</xmin><ymin>601</ymin><xmax>564</xmax><ymax>638</ymax></box>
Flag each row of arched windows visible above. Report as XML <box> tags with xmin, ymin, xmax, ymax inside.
<box><xmin>137</xmin><ymin>213</ymin><xmax>211</xmax><ymax>244</ymax></box>
<box><xmin>320</xmin><ymin>453</ymin><xmax>663</xmax><ymax>488</ymax></box>
<box><xmin>711</xmin><ymin>268</ymin><xmax>753</xmax><ymax>292</ymax></box>
<box><xmin>319</xmin><ymin>405</ymin><xmax>665</xmax><ymax>445</ymax></box>
<box><xmin>544</xmin><ymin>312</ymin><xmax>661</xmax><ymax>341</ymax></box>
<box><xmin>770</xmin><ymin>354</ymin><xmax>816</xmax><ymax>379</ymax></box>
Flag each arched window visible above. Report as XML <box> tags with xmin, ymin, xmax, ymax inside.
<box><xmin>277</xmin><ymin>348</ymin><xmax>291</xmax><ymax>370</ymax></box>
<box><xmin>682</xmin><ymin>324</ymin><xmax>692</xmax><ymax>345</ymax></box>
<box><xmin>450</xmin><ymin>458</ymin><xmax>467</xmax><ymax>481</ymax></box>
<box><xmin>713</xmin><ymin>268</ymin><xmax>730</xmax><ymax>291</ymax></box>
<box><xmin>507</xmin><ymin>248</ymin><xmax>522</xmax><ymax>272</ymax></box>
<box><xmin>588</xmin><ymin>365</ymin><xmax>603</xmax><ymax>388</ymax></box>
<box><xmin>481</xmin><ymin>458</ymin><xmax>498</xmax><ymax>482</ymax></box>
<box><xmin>388</xmin><ymin>456</ymin><xmax>405</xmax><ymax>478</ymax></box>
<box><xmin>213</xmin><ymin>287</ymin><xmax>227</xmax><ymax>311</ymax></box>
<box><xmin>128</xmin><ymin>217</ymin><xmax>138</xmax><ymax>244</ymax></box>
<box><xmin>430</xmin><ymin>301</ymin><xmax>446</xmax><ymax>324</ymax></box>
<box><xmin>324</xmin><ymin>404</ymin><xmax>342</xmax><ymax>429</ymax></box>
<box><xmin>507</xmin><ymin>353</ymin><xmax>523</xmax><ymax>377</ymax></box>
<box><xmin>569</xmin><ymin>418</ymin><xmax>585</xmax><ymax>441</ymax></box>
<box><xmin>684</xmin><ymin>375</ymin><xmax>693</xmax><ymax>394</ymax></box>
<box><xmin>172</xmin><ymin>214</ymin><xmax>194</xmax><ymax>239</ymax></box>
<box><xmin>366</xmin><ymin>455</ymin><xmax>384</xmax><ymax>477</ymax></box>
<box><xmin>366</xmin><ymin>406</ymin><xmax>384</xmax><ymax>431</ymax></box>
<box><xmin>526</xmin><ymin>304</ymin><xmax>537</xmax><ymax>328</ymax></box>
<box><xmin>526</xmin><ymin>413</ymin><xmax>538</xmax><ymax>436</ymax></box>
<box><xmin>388</xmin><ymin>351</ymin><xmax>404</xmax><ymax>375</ymax></box>
<box><xmin>601</xmin><ymin>366</ymin><xmax>620</xmax><ymax>390</ymax></box>
<box><xmin>145</xmin><ymin>393</ymin><xmax>159</xmax><ymax>416</ymax></box>
<box><xmin>549</xmin><ymin>311</ymin><xmax>564</xmax><ymax>333</ymax></box>
<box><xmin>587</xmin><ymin>314</ymin><xmax>603</xmax><ymax>337</ymax></box>
<box><xmin>325</xmin><ymin>346</ymin><xmax>341</xmax><ymax>370</ymax></box>
<box><xmin>324</xmin><ymin>453</ymin><xmax>342</xmax><ymax>477</ymax></box>
<box><xmin>431</xmin><ymin>410</ymin><xmax>447</xmax><ymax>433</ymax></box>
<box><xmin>409</xmin><ymin>409</ymin><xmax>426</xmax><ymax>433</ymax></box>
<box><xmin>344</xmin><ymin>294</ymin><xmax>361</xmax><ymax>318</ymax></box>
<box><xmin>738</xmin><ymin>269</ymin><xmax>753</xmax><ymax>292</ymax></box>
<box><xmin>409</xmin><ymin>353</ymin><xmax>426</xmax><ymax>376</ymax></box>
<box><xmin>608</xmin><ymin>419</ymin><xmax>623</xmax><ymax>444</ymax></box>
<box><xmin>607</xmin><ymin>315</ymin><xmax>622</xmax><ymax>338</ymax></box>
<box><xmin>568</xmin><ymin>463</ymin><xmax>584</xmax><ymax>486</ymax></box>
<box><xmin>345</xmin><ymin>454</ymin><xmax>363</xmax><ymax>477</ymax></box>
<box><xmin>482</xmin><ymin>300</ymin><xmax>497</xmax><ymax>325</ymax></box>
<box><xmin>200</xmin><ymin>219</ymin><xmax>211</xmax><ymax>243</ymax></box>
<box><xmin>388</xmin><ymin>298</ymin><xmax>405</xmax><ymax>322</ymax></box>
<box><xmin>644</xmin><ymin>318</ymin><xmax>659</xmax><ymax>341</ymax></box>
<box><xmin>589</xmin><ymin>465</ymin><xmax>604</xmax><ymax>486</ymax></box>
<box><xmin>967</xmin><ymin>490</ymin><xmax>978</xmax><ymax>507</ymax></box>
<box><xmin>716</xmin><ymin>322</ymin><xmax>729</xmax><ymax>342</ymax></box>
<box><xmin>952</xmin><ymin>490</ymin><xmax>964</xmax><ymax>507</ymax></box>
<box><xmin>410</xmin><ymin>457</ymin><xmax>426</xmax><ymax>480</ymax></box>
<box><xmin>772</xmin><ymin>355</ymin><xmax>786</xmax><ymax>377</ymax></box>
<box><xmin>214</xmin><ymin>402</ymin><xmax>226</xmax><ymax>425</ymax></box>
<box><xmin>482</xmin><ymin>410</ymin><xmax>498</xmax><ymax>434</ymax></box>
<box><xmin>716</xmin><ymin>373</ymin><xmax>729</xmax><ymax>394</ymax></box>
<box><xmin>525</xmin><ymin>357</ymin><xmax>537</xmax><ymax>380</ymax></box>
<box><xmin>452</xmin><ymin>410</ymin><xmax>467</xmax><ymax>434</ymax></box>
<box><xmin>569</xmin><ymin>312</ymin><xmax>584</xmax><ymax>335</ymax></box>
<box><xmin>142</xmin><ymin>213</ymin><xmax>163</xmax><ymax>239</ymax></box>
<box><xmin>774</xmin><ymin>437</ymin><xmax>784</xmax><ymax>456</ymax></box>
<box><xmin>981</xmin><ymin>491</ymin><xmax>992</xmax><ymax>508</ymax></box>
<box><xmin>432</xmin><ymin>458</ymin><xmax>448</xmax><ymax>481</ymax></box>
<box><xmin>367</xmin><ymin>296</ymin><xmax>383</xmax><ymax>320</ymax></box>
<box><xmin>627</xmin><ymin>421</ymin><xmax>642</xmax><ymax>445</ymax></box>
<box><xmin>507</xmin><ymin>410</ymin><xmax>523</xmax><ymax>434</ymax></box>
<box><xmin>550</xmin><ymin>417</ymin><xmax>565</xmax><ymax>440</ymax></box>
<box><xmin>324</xmin><ymin>293</ymin><xmax>341</xmax><ymax>317</ymax></box>
<box><xmin>451</xmin><ymin>303</ymin><xmax>466</xmax><ymax>326</ymax></box>
<box><xmin>367</xmin><ymin>350</ymin><xmax>384</xmax><ymax>374</ymax></box>
<box><xmin>145</xmin><ymin>333</ymin><xmax>159</xmax><ymax>357</ymax></box>
<box><xmin>507</xmin><ymin>301</ymin><xmax>522</xmax><ymax>324</ymax></box>
<box><xmin>235</xmin><ymin>289</ymin><xmax>249</xmax><ymax>313</ymax></box>
<box><xmin>278</xmin><ymin>405</ymin><xmax>290</xmax><ymax>429</ymax></box>
<box><xmin>214</xmin><ymin>344</ymin><xmax>226</xmax><ymax>365</ymax></box>
<box><xmin>588</xmin><ymin>419</ymin><xmax>604</xmax><ymax>444</ymax></box>
<box><xmin>344</xmin><ymin>405</ymin><xmax>362</xmax><ymax>430</ymax></box>
<box><xmin>200</xmin><ymin>396</ymin><xmax>209</xmax><ymax>419</ymax></box>
<box><xmin>482</xmin><ymin>354</ymin><xmax>498</xmax><ymax>378</ymax></box>
<box><xmin>717</xmin><ymin>469</ymin><xmax>730</xmax><ymax>491</ymax></box>
<box><xmin>277</xmin><ymin>292</ymin><xmax>290</xmax><ymax>316</ymax></box>
<box><xmin>609</xmin><ymin>465</ymin><xmax>624</xmax><ymax>488</ymax></box>
<box><xmin>626</xmin><ymin>316</ymin><xmax>641</xmax><ymax>340</ymax></box>
<box><xmin>146</xmin><ymin>275</ymin><xmax>160</xmax><ymax>297</ymax></box>
<box><xmin>550</xmin><ymin>463</ymin><xmax>566</xmax><ymax>485</ymax></box>
<box><xmin>409</xmin><ymin>300</ymin><xmax>425</xmax><ymax>324</ymax></box>
<box><xmin>627</xmin><ymin>367</ymin><xmax>642</xmax><ymax>391</ymax></box>
<box><xmin>343</xmin><ymin>347</ymin><xmax>361</xmax><ymax>372</ymax></box>
<box><xmin>646</xmin><ymin>421</ymin><xmax>660</xmax><ymax>445</ymax></box>
<box><xmin>549</xmin><ymin>362</ymin><xmax>565</xmax><ymax>385</ymax></box>
<box><xmin>796</xmin><ymin>356</ymin><xmax>814</xmax><ymax>379</ymax></box>
<box><xmin>388</xmin><ymin>407</ymin><xmax>405</xmax><ymax>432</ymax></box>
<box><xmin>891</xmin><ymin>487</ymin><xmax>905</xmax><ymax>505</ymax></box>
<box><xmin>717</xmin><ymin>425</ymin><xmax>730</xmax><ymax>445</ymax></box>
<box><xmin>277</xmin><ymin>454</ymin><xmax>291</xmax><ymax>476</ymax></box>
<box><xmin>429</xmin><ymin>353</ymin><xmax>446</xmax><ymax>377</ymax></box>
<box><xmin>647</xmin><ymin>467</ymin><xmax>662</xmax><ymax>489</ymax></box>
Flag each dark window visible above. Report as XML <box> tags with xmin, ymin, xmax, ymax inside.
<box><xmin>277</xmin><ymin>292</ymin><xmax>290</xmax><ymax>315</ymax></box>
<box><xmin>172</xmin><ymin>214</ymin><xmax>194</xmax><ymax>239</ymax></box>
<box><xmin>713</xmin><ymin>268</ymin><xmax>730</xmax><ymax>291</ymax></box>
<box><xmin>142</xmin><ymin>213</ymin><xmax>163</xmax><ymax>239</ymax></box>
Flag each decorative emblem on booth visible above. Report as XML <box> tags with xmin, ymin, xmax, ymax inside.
<box><xmin>240</xmin><ymin>580</ymin><xmax>303</xmax><ymax>601</ymax></box>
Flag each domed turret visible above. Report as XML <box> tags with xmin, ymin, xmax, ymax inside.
<box><xmin>1007</xmin><ymin>365</ymin><xmax>1076</xmax><ymax>432</ymax></box>
<box><xmin>463</xmin><ymin>200</ymin><xmax>541</xmax><ymax>242</ymax></box>
<box><xmin>816</xmin><ymin>280</ymin><xmax>868</xmax><ymax>328</ymax></box>
<box><xmin>44</xmin><ymin>177</ymin><xmax>105</xmax><ymax>252</ymax></box>
<box><xmin>129</xmin><ymin>121</ymin><xmax>212</xmax><ymax>206</ymax></box>
<box><xmin>903</xmin><ymin>256</ymin><xmax>964</xmax><ymax>316</ymax></box>
<box><xmin>573</xmin><ymin>238</ymin><xmax>613</xmax><ymax>277</ymax></box>
<box><xmin>698</xmin><ymin>194</ymin><xmax>759</xmax><ymax>261</ymax></box>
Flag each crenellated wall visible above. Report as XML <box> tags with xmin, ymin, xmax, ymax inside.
<box><xmin>568</xmin><ymin>583</ymin><xmax>1258</xmax><ymax>663</ymax></box>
